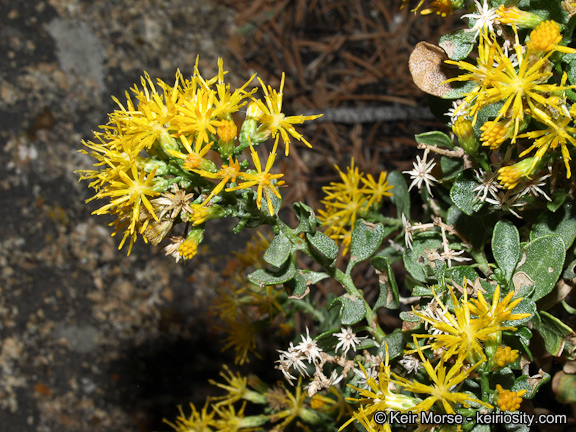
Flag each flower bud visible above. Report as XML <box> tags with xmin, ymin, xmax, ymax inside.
<box><xmin>453</xmin><ymin>117</ymin><xmax>479</xmax><ymax>157</ymax></box>
<box><xmin>497</xmin><ymin>157</ymin><xmax>540</xmax><ymax>189</ymax></box>
<box><xmin>496</xmin><ymin>5</ymin><xmax>543</xmax><ymax>28</ymax></box>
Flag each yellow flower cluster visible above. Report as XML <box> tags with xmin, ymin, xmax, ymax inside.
<box><xmin>496</xmin><ymin>384</ymin><xmax>527</xmax><ymax>412</ymax></box>
<box><xmin>318</xmin><ymin>160</ymin><xmax>393</xmax><ymax>254</ymax></box>
<box><xmin>494</xmin><ymin>346</ymin><xmax>520</xmax><ymax>368</ymax></box>
<box><xmin>447</xmin><ymin>19</ymin><xmax>576</xmax><ymax>186</ymax></box>
<box><xmin>341</xmin><ymin>344</ymin><xmax>490</xmax><ymax>432</ymax></box>
<box><xmin>412</xmin><ymin>284</ymin><xmax>530</xmax><ymax>363</ymax></box>
<box><xmin>78</xmin><ymin>58</ymin><xmax>321</xmax><ymax>256</ymax></box>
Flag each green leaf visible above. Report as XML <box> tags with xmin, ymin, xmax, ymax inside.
<box><xmin>412</xmin><ymin>285</ymin><xmax>433</xmax><ymax>297</ymax></box>
<box><xmin>248</xmin><ymin>260</ymin><xmax>296</xmax><ymax>286</ymax></box>
<box><xmin>547</xmin><ymin>188</ymin><xmax>566</xmax><ymax>212</ymax></box>
<box><xmin>388</xmin><ymin>171</ymin><xmax>410</xmax><ymax>220</ymax></box>
<box><xmin>492</xmin><ymin>219</ymin><xmax>521</xmax><ymax>283</ymax></box>
<box><xmin>450</xmin><ymin>170</ymin><xmax>484</xmax><ymax>216</ymax></box>
<box><xmin>490</xmin><ymin>367</ymin><xmax>515</xmax><ymax>390</ymax></box>
<box><xmin>284</xmin><ymin>272</ymin><xmax>309</xmax><ymax>299</ymax></box>
<box><xmin>511</xmin><ymin>371</ymin><xmax>551</xmax><ymax>400</ymax></box>
<box><xmin>446</xmin><ymin>205</ymin><xmax>492</xmax><ymax>251</ymax></box>
<box><xmin>503</xmin><ymin>327</ymin><xmax>533</xmax><ymax>362</ymax></box>
<box><xmin>415</xmin><ymin>131</ymin><xmax>453</xmax><ymax>149</ymax></box>
<box><xmin>516</xmin><ymin>235</ymin><xmax>565</xmax><ymax>301</ymax></box>
<box><xmin>378</xmin><ymin>328</ymin><xmax>406</xmax><ymax>360</ymax></box>
<box><xmin>348</xmin><ymin>220</ymin><xmax>386</xmax><ymax>270</ymax></box>
<box><xmin>440</xmin><ymin>155</ymin><xmax>463</xmax><ymax>180</ymax></box>
<box><xmin>531</xmin><ymin>201</ymin><xmax>576</xmax><ymax>250</ymax></box>
<box><xmin>284</xmin><ymin>270</ymin><xmax>329</xmax><ymax>300</ymax></box>
<box><xmin>403</xmin><ymin>235</ymin><xmax>442</xmax><ymax>283</ymax></box>
<box><xmin>371</xmin><ymin>256</ymin><xmax>400</xmax><ymax>310</ymax></box>
<box><xmin>400</xmin><ymin>310</ymin><xmax>421</xmax><ymax>323</ymax></box>
<box><xmin>263</xmin><ymin>231</ymin><xmax>291</xmax><ymax>268</ymax></box>
<box><xmin>446</xmin><ymin>266</ymin><xmax>479</xmax><ymax>287</ymax></box>
<box><xmin>292</xmin><ymin>202</ymin><xmax>322</xmax><ymax>234</ymax></box>
<box><xmin>329</xmin><ymin>295</ymin><xmax>366</xmax><ymax>326</ymax></box>
<box><xmin>306</xmin><ymin>231</ymin><xmax>338</xmax><ymax>263</ymax></box>
<box><xmin>443</xmin><ymin>79</ymin><xmax>477</xmax><ymax>100</ymax></box>
<box><xmin>533</xmin><ymin>311</ymin><xmax>574</xmax><ymax>356</ymax></box>
<box><xmin>439</xmin><ymin>29</ymin><xmax>475</xmax><ymax>61</ymax></box>
<box><xmin>472</xmin><ymin>101</ymin><xmax>504</xmax><ymax>137</ymax></box>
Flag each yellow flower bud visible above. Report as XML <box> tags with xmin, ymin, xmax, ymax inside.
<box><xmin>480</xmin><ymin>120</ymin><xmax>513</xmax><ymax>150</ymax></box>
<box><xmin>496</xmin><ymin>384</ymin><xmax>526</xmax><ymax>412</ymax></box>
<box><xmin>497</xmin><ymin>157</ymin><xmax>538</xmax><ymax>189</ymax></box>
<box><xmin>496</xmin><ymin>6</ymin><xmax>543</xmax><ymax>28</ymax></box>
<box><xmin>528</xmin><ymin>20</ymin><xmax>563</xmax><ymax>53</ymax></box>
<box><xmin>494</xmin><ymin>346</ymin><xmax>520</xmax><ymax>368</ymax></box>
<box><xmin>453</xmin><ymin>117</ymin><xmax>479</xmax><ymax>156</ymax></box>
<box><xmin>217</xmin><ymin>119</ymin><xmax>238</xmax><ymax>143</ymax></box>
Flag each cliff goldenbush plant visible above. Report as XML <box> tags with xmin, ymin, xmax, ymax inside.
<box><xmin>78</xmin><ymin>1</ymin><xmax>576</xmax><ymax>431</ymax></box>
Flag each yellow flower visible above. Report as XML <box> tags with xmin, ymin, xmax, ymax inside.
<box><xmin>194</xmin><ymin>156</ymin><xmax>242</xmax><ymax>202</ymax></box>
<box><xmin>163</xmin><ymin>401</ymin><xmax>216</xmax><ymax>432</ymax></box>
<box><xmin>318</xmin><ymin>160</ymin><xmax>392</xmax><ymax>255</ymax></box>
<box><xmin>494</xmin><ymin>346</ymin><xmax>520</xmax><ymax>368</ymax></box>
<box><xmin>177</xmin><ymin>227</ymin><xmax>204</xmax><ymax>260</ymax></box>
<box><xmin>209</xmin><ymin>365</ymin><xmax>267</xmax><ymax>406</ymax></box>
<box><xmin>185</xmin><ymin>203</ymin><xmax>224</xmax><ymax>226</ymax></box>
<box><xmin>213</xmin><ymin>57</ymin><xmax>256</xmax><ymax>119</ymax></box>
<box><xmin>341</xmin><ymin>344</ymin><xmax>419</xmax><ymax>432</ymax></box>
<box><xmin>468</xmin><ymin>284</ymin><xmax>531</xmax><ymax>327</ymax></box>
<box><xmin>255</xmin><ymin>73</ymin><xmax>322</xmax><ymax>156</ymax></box>
<box><xmin>453</xmin><ymin>116</ymin><xmax>479</xmax><ymax>156</ymax></box>
<box><xmin>213</xmin><ymin>402</ymin><xmax>268</xmax><ymax>432</ymax></box>
<box><xmin>412</xmin><ymin>285</ymin><xmax>497</xmax><ymax>362</ymax></box>
<box><xmin>109</xmin><ymin>71</ymin><xmax>182</xmax><ymax>155</ymax></box>
<box><xmin>270</xmin><ymin>378</ymin><xmax>321</xmax><ymax>429</ymax></box>
<box><xmin>164</xmin><ymin>135</ymin><xmax>215</xmax><ymax>172</ymax></box>
<box><xmin>393</xmin><ymin>346</ymin><xmax>492</xmax><ymax>414</ymax></box>
<box><xmin>247</xmin><ymin>285</ymin><xmax>285</xmax><ymax>320</ymax></box>
<box><xmin>401</xmin><ymin>0</ymin><xmax>454</xmax><ymax>16</ymax></box>
<box><xmin>226</xmin><ymin>140</ymin><xmax>285</xmax><ymax>216</ymax></box>
<box><xmin>361</xmin><ymin>171</ymin><xmax>394</xmax><ymax>208</ymax></box>
<box><xmin>518</xmin><ymin>112</ymin><xmax>576</xmax><ymax>178</ymax></box>
<box><xmin>217</xmin><ymin>119</ymin><xmax>238</xmax><ymax>143</ymax></box>
<box><xmin>496</xmin><ymin>384</ymin><xmax>526</xmax><ymax>412</ymax></box>
<box><xmin>221</xmin><ymin>316</ymin><xmax>262</xmax><ymax>365</ymax></box>
<box><xmin>446</xmin><ymin>29</ymin><xmax>576</xmax><ymax>142</ymax></box>
<box><xmin>175</xmin><ymin>87</ymin><xmax>228</xmax><ymax>152</ymax></box>
<box><xmin>89</xmin><ymin>163</ymin><xmax>159</xmax><ymax>235</ymax></box>
<box><xmin>444</xmin><ymin>31</ymin><xmax>502</xmax><ymax>124</ymax></box>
